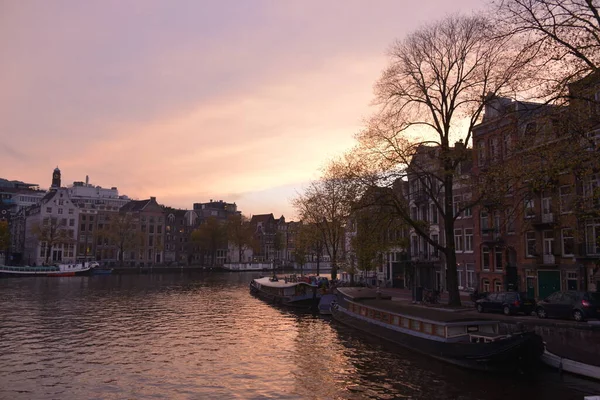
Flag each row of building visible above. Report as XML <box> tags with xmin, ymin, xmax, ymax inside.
<box><xmin>0</xmin><ymin>170</ymin><xmax>307</xmax><ymax>268</ymax></box>
<box><xmin>356</xmin><ymin>72</ymin><xmax>599</xmax><ymax>300</ymax></box>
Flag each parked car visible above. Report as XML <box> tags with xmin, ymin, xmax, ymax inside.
<box><xmin>476</xmin><ymin>292</ymin><xmax>536</xmax><ymax>316</ymax></box>
<box><xmin>536</xmin><ymin>291</ymin><xmax>600</xmax><ymax>322</ymax></box>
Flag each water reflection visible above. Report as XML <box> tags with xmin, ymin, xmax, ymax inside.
<box><xmin>0</xmin><ymin>272</ymin><xmax>599</xmax><ymax>399</ymax></box>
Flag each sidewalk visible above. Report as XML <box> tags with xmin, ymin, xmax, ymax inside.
<box><xmin>379</xmin><ymin>287</ymin><xmax>474</xmax><ymax>305</ymax></box>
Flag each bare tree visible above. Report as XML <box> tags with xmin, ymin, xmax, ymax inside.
<box><xmin>343</xmin><ymin>15</ymin><xmax>531</xmax><ymax>305</ymax></box>
<box><xmin>494</xmin><ymin>0</ymin><xmax>600</xmax><ymax>97</ymax></box>
<box><xmin>292</xmin><ymin>164</ymin><xmax>361</xmax><ymax>280</ymax></box>
<box><xmin>226</xmin><ymin>214</ymin><xmax>255</xmax><ymax>263</ymax></box>
<box><xmin>101</xmin><ymin>213</ymin><xmax>142</xmax><ymax>267</ymax></box>
<box><xmin>30</xmin><ymin>217</ymin><xmax>74</xmax><ymax>264</ymax></box>
<box><xmin>191</xmin><ymin>217</ymin><xmax>227</xmax><ymax>266</ymax></box>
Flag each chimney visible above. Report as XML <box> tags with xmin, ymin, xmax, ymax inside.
<box><xmin>150</xmin><ymin>196</ymin><xmax>156</xmax><ymax>202</ymax></box>
<box><xmin>85</xmin><ymin>175</ymin><xmax>89</xmax><ymax>186</ymax></box>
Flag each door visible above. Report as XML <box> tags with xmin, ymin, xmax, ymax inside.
<box><xmin>538</xmin><ymin>271</ymin><xmax>561</xmax><ymax>299</ymax></box>
<box><xmin>527</xmin><ymin>277</ymin><xmax>535</xmax><ymax>298</ymax></box>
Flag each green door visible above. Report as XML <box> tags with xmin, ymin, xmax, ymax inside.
<box><xmin>526</xmin><ymin>277</ymin><xmax>535</xmax><ymax>298</ymax></box>
<box><xmin>538</xmin><ymin>271</ymin><xmax>561</xmax><ymax>299</ymax></box>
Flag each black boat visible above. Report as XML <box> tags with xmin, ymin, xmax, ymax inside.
<box><xmin>332</xmin><ymin>287</ymin><xmax>544</xmax><ymax>374</ymax></box>
<box><xmin>249</xmin><ymin>276</ymin><xmax>321</xmax><ymax>309</ymax></box>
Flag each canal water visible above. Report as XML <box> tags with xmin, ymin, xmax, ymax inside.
<box><xmin>1</xmin><ymin>272</ymin><xmax>598</xmax><ymax>400</ymax></box>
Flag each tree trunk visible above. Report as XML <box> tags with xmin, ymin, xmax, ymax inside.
<box><xmin>444</xmin><ymin>163</ymin><xmax>461</xmax><ymax>306</ymax></box>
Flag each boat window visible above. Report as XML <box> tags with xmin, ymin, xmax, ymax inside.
<box><xmin>422</xmin><ymin>323</ymin><xmax>433</xmax><ymax>334</ymax></box>
<box><xmin>401</xmin><ymin>318</ymin><xmax>410</xmax><ymax>328</ymax></box>
<box><xmin>373</xmin><ymin>310</ymin><xmax>381</xmax><ymax>320</ymax></box>
<box><xmin>410</xmin><ymin>320</ymin><xmax>421</xmax><ymax>331</ymax></box>
<box><xmin>381</xmin><ymin>313</ymin><xmax>390</xmax><ymax>324</ymax></box>
<box><xmin>478</xmin><ymin>324</ymin><xmax>498</xmax><ymax>334</ymax></box>
<box><xmin>435</xmin><ymin>325</ymin><xmax>445</xmax><ymax>337</ymax></box>
<box><xmin>446</xmin><ymin>326</ymin><xmax>467</xmax><ymax>337</ymax></box>
<box><xmin>360</xmin><ymin>307</ymin><xmax>367</xmax><ymax>316</ymax></box>
<box><xmin>393</xmin><ymin>316</ymin><xmax>400</xmax><ymax>325</ymax></box>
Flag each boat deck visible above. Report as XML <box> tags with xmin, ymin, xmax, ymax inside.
<box><xmin>338</xmin><ymin>287</ymin><xmax>491</xmax><ymax>324</ymax></box>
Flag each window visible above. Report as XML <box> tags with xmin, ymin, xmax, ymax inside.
<box><xmin>149</xmin><ymin>225</ymin><xmax>155</xmax><ymax>234</ymax></box>
<box><xmin>149</xmin><ymin>236</ymin><xmax>154</xmax><ymax>247</ymax></box>
<box><xmin>562</xmin><ymin>229</ymin><xmax>574</xmax><ymax>256</ymax></box>
<box><xmin>46</xmin><ymin>207</ymin><xmax>52</xmax><ymax>213</ymax></box>
<box><xmin>524</xmin><ymin>121</ymin><xmax>537</xmax><ymax>136</ymax></box>
<box><xmin>431</xmin><ymin>234</ymin><xmax>439</xmax><ymax>258</ymax></box>
<box><xmin>68</xmin><ymin>208</ymin><xmax>74</xmax><ymax>214</ymax></box>
<box><xmin>480</xmin><ymin>210</ymin><xmax>489</xmax><ymax>231</ymax></box>
<box><xmin>494</xmin><ymin>280</ymin><xmax>502</xmax><ymax>292</ymax></box>
<box><xmin>506</xmin><ymin>209</ymin><xmax>515</xmax><ymax>233</ymax></box>
<box><xmin>524</xmin><ymin>198</ymin><xmax>535</xmax><ymax>218</ymax></box>
<box><xmin>490</xmin><ymin>137</ymin><xmax>499</xmax><ymax>161</ymax></box>
<box><xmin>483</xmin><ymin>279</ymin><xmax>490</xmax><ymax>292</ymax></box>
<box><xmin>482</xmin><ymin>247</ymin><xmax>490</xmax><ymax>270</ymax></box>
<box><xmin>81</xmin><ymin>224</ymin><xmax>86</xmax><ymax>232</ymax></box>
<box><xmin>477</xmin><ymin>141</ymin><xmax>486</xmax><ymax>166</ymax></box>
<box><xmin>454</xmin><ymin>229</ymin><xmax>463</xmax><ymax>252</ymax></box>
<box><xmin>526</xmin><ymin>231</ymin><xmax>537</xmax><ymax>257</ymax></box>
<box><xmin>503</xmin><ymin>134</ymin><xmax>512</xmax><ymax>156</ymax></box>
<box><xmin>559</xmin><ymin>185</ymin><xmax>573</xmax><ymax>213</ymax></box>
<box><xmin>453</xmin><ymin>195</ymin><xmax>462</xmax><ymax>217</ymax></box>
<box><xmin>495</xmin><ymin>249</ymin><xmax>503</xmax><ymax>272</ymax></box>
<box><xmin>69</xmin><ymin>219</ymin><xmax>75</xmax><ymax>227</ymax></box>
<box><xmin>464</xmin><ymin>229</ymin><xmax>473</xmax><ymax>252</ymax></box>
<box><xmin>157</xmin><ymin>225</ymin><xmax>162</xmax><ymax>234</ymax></box>
<box><xmin>431</xmin><ymin>204</ymin><xmax>438</xmax><ymax>224</ymax></box>
<box><xmin>58</xmin><ymin>199</ymin><xmax>64</xmax><ymax>206</ymax></box>
<box><xmin>585</xmin><ymin>223</ymin><xmax>600</xmax><ymax>255</ymax></box>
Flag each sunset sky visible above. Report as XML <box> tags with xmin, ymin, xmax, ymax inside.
<box><xmin>1</xmin><ymin>0</ymin><xmax>483</xmax><ymax>219</ymax></box>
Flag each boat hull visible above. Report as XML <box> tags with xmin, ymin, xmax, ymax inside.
<box><xmin>542</xmin><ymin>348</ymin><xmax>600</xmax><ymax>380</ymax></box>
<box><xmin>331</xmin><ymin>303</ymin><xmax>543</xmax><ymax>374</ymax></box>
<box><xmin>0</xmin><ymin>262</ymin><xmax>98</xmax><ymax>278</ymax></box>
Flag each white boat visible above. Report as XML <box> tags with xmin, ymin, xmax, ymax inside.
<box><xmin>223</xmin><ymin>262</ymin><xmax>273</xmax><ymax>271</ymax></box>
<box><xmin>542</xmin><ymin>346</ymin><xmax>600</xmax><ymax>380</ymax></box>
<box><xmin>0</xmin><ymin>261</ymin><xmax>99</xmax><ymax>277</ymax></box>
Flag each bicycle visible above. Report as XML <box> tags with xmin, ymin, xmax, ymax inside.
<box><xmin>423</xmin><ymin>288</ymin><xmax>440</xmax><ymax>305</ymax></box>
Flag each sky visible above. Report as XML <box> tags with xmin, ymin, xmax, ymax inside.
<box><xmin>0</xmin><ymin>0</ymin><xmax>485</xmax><ymax>219</ymax></box>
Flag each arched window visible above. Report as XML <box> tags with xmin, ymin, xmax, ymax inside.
<box><xmin>482</xmin><ymin>279</ymin><xmax>490</xmax><ymax>292</ymax></box>
<box><xmin>494</xmin><ymin>279</ymin><xmax>502</xmax><ymax>293</ymax></box>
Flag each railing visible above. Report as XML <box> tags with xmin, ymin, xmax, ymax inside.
<box><xmin>542</xmin><ymin>254</ymin><xmax>556</xmax><ymax>265</ymax></box>
<box><xmin>541</xmin><ymin>213</ymin><xmax>554</xmax><ymax>223</ymax></box>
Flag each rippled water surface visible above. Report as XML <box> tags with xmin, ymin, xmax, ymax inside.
<box><xmin>1</xmin><ymin>272</ymin><xmax>599</xmax><ymax>399</ymax></box>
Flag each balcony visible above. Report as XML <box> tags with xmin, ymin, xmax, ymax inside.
<box><xmin>537</xmin><ymin>253</ymin><xmax>559</xmax><ymax>265</ymax></box>
<box><xmin>532</xmin><ymin>213</ymin><xmax>556</xmax><ymax>228</ymax></box>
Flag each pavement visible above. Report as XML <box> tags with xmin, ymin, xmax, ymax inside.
<box><xmin>377</xmin><ymin>287</ymin><xmax>600</xmax><ymax>329</ymax></box>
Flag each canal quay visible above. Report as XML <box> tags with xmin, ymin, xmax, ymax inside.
<box><xmin>1</xmin><ymin>271</ymin><xmax>600</xmax><ymax>400</ymax></box>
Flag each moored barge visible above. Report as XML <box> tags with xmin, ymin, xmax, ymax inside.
<box><xmin>250</xmin><ymin>275</ymin><xmax>321</xmax><ymax>309</ymax></box>
<box><xmin>332</xmin><ymin>287</ymin><xmax>544</xmax><ymax>373</ymax></box>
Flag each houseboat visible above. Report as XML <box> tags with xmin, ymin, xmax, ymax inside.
<box><xmin>249</xmin><ymin>275</ymin><xmax>321</xmax><ymax>309</ymax></box>
<box><xmin>0</xmin><ymin>261</ymin><xmax>99</xmax><ymax>278</ymax></box>
<box><xmin>332</xmin><ymin>287</ymin><xmax>544</xmax><ymax>373</ymax></box>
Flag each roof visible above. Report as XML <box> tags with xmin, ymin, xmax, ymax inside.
<box><xmin>253</xmin><ymin>276</ymin><xmax>317</xmax><ymax>289</ymax></box>
<box><xmin>251</xmin><ymin>213</ymin><xmax>275</xmax><ymax>224</ymax></box>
